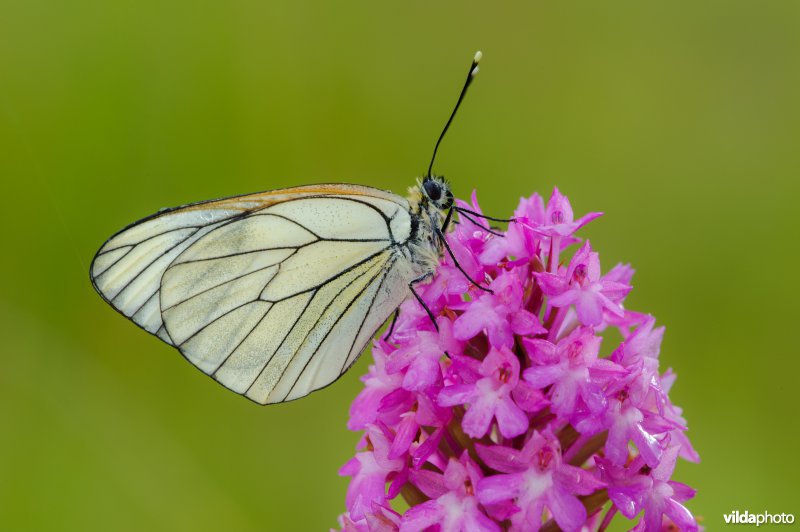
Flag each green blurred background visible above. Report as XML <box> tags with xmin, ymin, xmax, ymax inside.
<box><xmin>1</xmin><ymin>0</ymin><xmax>798</xmax><ymax>529</ymax></box>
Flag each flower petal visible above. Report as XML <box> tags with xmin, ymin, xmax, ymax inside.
<box><xmin>462</xmin><ymin>502</ymin><xmax>502</xmax><ymax>532</ymax></box>
<box><xmin>461</xmin><ymin>396</ymin><xmax>495</xmax><ymax>438</ymax></box>
<box><xmin>475</xmin><ymin>443</ymin><xmax>526</xmax><ymax>474</ymax></box>
<box><xmin>512</xmin><ymin>381</ymin><xmax>547</xmax><ymax>412</ymax></box>
<box><xmin>547</xmin><ymin>487</ymin><xmax>587</xmax><ymax>532</ymax></box>
<box><xmin>399</xmin><ymin>500</ymin><xmax>441</xmax><ymax>532</ymax></box>
<box><xmin>453</xmin><ymin>307</ymin><xmax>488</xmax><ymax>341</ymax></box>
<box><xmin>664</xmin><ymin>498</ymin><xmax>699</xmax><ymax>531</ymax></box>
<box><xmin>410</xmin><ymin>469</ymin><xmax>448</xmax><ymax>499</ymax></box>
<box><xmin>523</xmin><ymin>365</ymin><xmax>562</xmax><ymax>388</ymax></box>
<box><xmin>477</xmin><ymin>473</ymin><xmax>524</xmax><ymax>504</ymax></box>
<box><xmin>495</xmin><ymin>396</ymin><xmax>530</xmax><ymax>438</ymax></box>
<box><xmin>510</xmin><ymin>310</ymin><xmax>546</xmax><ymax>336</ymax></box>
<box><xmin>402</xmin><ymin>355</ymin><xmax>440</xmax><ymax>392</ymax></box>
<box><xmin>555</xmin><ymin>465</ymin><xmax>605</xmax><ymax>495</ymax></box>
<box><xmin>575</xmin><ymin>291</ymin><xmax>604</xmax><ymax>326</ymax></box>
<box><xmin>438</xmin><ymin>384</ymin><xmax>476</xmax><ymax>406</ymax></box>
<box><xmin>389</xmin><ymin>414</ymin><xmax>418</xmax><ymax>460</ymax></box>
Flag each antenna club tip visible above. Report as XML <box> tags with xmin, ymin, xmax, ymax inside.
<box><xmin>474</xmin><ymin>50</ymin><xmax>483</xmax><ymax>63</ymax></box>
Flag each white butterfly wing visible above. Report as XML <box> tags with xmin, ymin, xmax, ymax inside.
<box><xmin>90</xmin><ymin>206</ymin><xmax>246</xmax><ymax>344</ymax></box>
<box><xmin>91</xmin><ymin>185</ymin><xmax>414</xmax><ymax>404</ymax></box>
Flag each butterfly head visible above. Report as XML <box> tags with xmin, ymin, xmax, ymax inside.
<box><xmin>421</xmin><ymin>175</ymin><xmax>454</xmax><ymax>211</ymax></box>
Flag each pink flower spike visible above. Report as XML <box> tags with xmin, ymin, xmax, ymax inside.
<box><xmin>339</xmin><ymin>188</ymin><xmax>698</xmax><ymax>531</ymax></box>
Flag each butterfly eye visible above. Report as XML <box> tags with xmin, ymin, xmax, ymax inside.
<box><xmin>423</xmin><ymin>179</ymin><xmax>442</xmax><ymax>201</ymax></box>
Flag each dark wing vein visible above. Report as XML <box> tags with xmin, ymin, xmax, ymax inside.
<box><xmin>339</xmin><ymin>256</ymin><xmax>397</xmax><ymax>375</ymax></box>
<box><xmin>272</xmin><ymin>195</ymin><xmax>397</xmax><ymax>243</ymax></box>
<box><xmin>275</xmin><ymin>255</ymin><xmax>389</xmax><ymax>402</ymax></box>
<box><xmin>176</xmin><ymin>299</ymin><xmax>258</xmax><ymax>346</ymax></box>
<box><xmin>259</xmin><ymin>248</ymin><xmax>391</xmax><ymax>303</ymax></box>
<box><xmin>98</xmin><ymin>225</ymin><xmax>203</xmax><ymax>255</ymax></box>
<box><xmin>211</xmin><ymin>303</ymin><xmax>277</xmax><ymax>377</ymax></box>
<box><xmin>107</xmin><ymin>228</ymin><xmax>202</xmax><ymax>303</ymax></box>
<box><xmin>245</xmin><ymin>253</ymin><xmax>388</xmax><ymax>399</ymax></box>
<box><xmin>93</xmin><ymin>246</ymin><xmax>133</xmax><ymax>277</ymax></box>
<box><xmin>130</xmin><ymin>291</ymin><xmax>159</xmax><ymax>321</ymax></box>
<box><xmin>283</xmin><ymin>255</ymin><xmax>395</xmax><ymax>401</ymax></box>
<box><xmin>175</xmin><ymin>244</ymin><xmax>310</xmax><ymax>265</ymax></box>
<box><xmin>162</xmin><ymin>250</ymin><xmax>298</xmax><ymax>312</ymax></box>
<box><xmin>243</xmin><ymin>290</ymin><xmax>319</xmax><ymax>396</ymax></box>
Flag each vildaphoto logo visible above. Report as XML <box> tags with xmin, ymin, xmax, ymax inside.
<box><xmin>724</xmin><ymin>510</ymin><xmax>795</xmax><ymax>526</ymax></box>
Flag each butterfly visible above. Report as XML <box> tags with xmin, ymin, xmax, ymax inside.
<box><xmin>90</xmin><ymin>51</ymin><xmax>502</xmax><ymax>405</ymax></box>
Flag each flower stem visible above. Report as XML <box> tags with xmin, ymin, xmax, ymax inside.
<box><xmin>530</xmin><ymin>408</ymin><xmax>555</xmax><ymax>431</ymax></box>
<box><xmin>447</xmin><ymin>407</ymin><xmax>494</xmax><ymax>475</ymax></box>
<box><xmin>598</xmin><ymin>503</ymin><xmax>618</xmax><ymax>532</ymax></box>
<box><xmin>440</xmin><ymin>426</ymin><xmax>462</xmax><ymax>459</ymax></box>
<box><xmin>567</xmin><ymin>430</ymin><xmax>608</xmax><ymax>467</ymax></box>
<box><xmin>546</xmin><ymin>307</ymin><xmax>567</xmax><ymax>342</ymax></box>
<box><xmin>527</xmin><ymin>255</ymin><xmax>546</xmax><ymax>316</ymax></box>
<box><xmin>548</xmin><ymin>236</ymin><xmax>561</xmax><ymax>273</ymax></box>
<box><xmin>556</xmin><ymin>423</ymin><xmax>580</xmax><ymax>450</ymax></box>
<box><xmin>448</xmin><ymin>410</ymin><xmax>480</xmax><ymax>461</ymax></box>
<box><xmin>400</xmin><ymin>482</ymin><xmax>429</xmax><ymax>507</ymax></box>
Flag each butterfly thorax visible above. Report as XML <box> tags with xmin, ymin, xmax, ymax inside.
<box><xmin>404</xmin><ymin>176</ymin><xmax>453</xmax><ymax>279</ymax></box>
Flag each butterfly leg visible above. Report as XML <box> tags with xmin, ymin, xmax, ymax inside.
<box><xmin>409</xmin><ymin>273</ymin><xmax>439</xmax><ymax>332</ymax></box>
<box><xmin>454</xmin><ymin>206</ymin><xmax>515</xmax><ymax>224</ymax></box>
<box><xmin>383</xmin><ymin>308</ymin><xmax>400</xmax><ymax>340</ymax></box>
<box><xmin>441</xmin><ymin>207</ymin><xmax>455</xmax><ymax>233</ymax></box>
<box><xmin>436</xmin><ymin>228</ymin><xmax>493</xmax><ymax>294</ymax></box>
<box><xmin>456</xmin><ymin>210</ymin><xmax>504</xmax><ymax>236</ymax></box>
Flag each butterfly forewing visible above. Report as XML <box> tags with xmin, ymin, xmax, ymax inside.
<box><xmin>90</xmin><ymin>184</ymin><xmax>414</xmax><ymax>404</ymax></box>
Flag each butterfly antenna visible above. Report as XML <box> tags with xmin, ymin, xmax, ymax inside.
<box><xmin>426</xmin><ymin>50</ymin><xmax>482</xmax><ymax>178</ymax></box>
